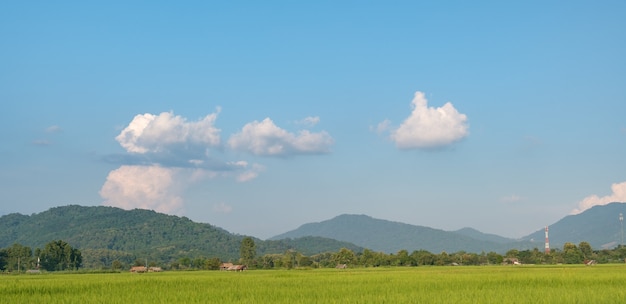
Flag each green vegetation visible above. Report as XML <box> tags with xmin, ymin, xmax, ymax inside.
<box><xmin>0</xmin><ymin>205</ymin><xmax>362</xmax><ymax>267</ymax></box>
<box><xmin>4</xmin><ymin>239</ymin><xmax>626</xmax><ymax>273</ymax></box>
<box><xmin>2</xmin><ymin>265</ymin><xmax>626</xmax><ymax>303</ymax></box>
<box><xmin>239</xmin><ymin>237</ymin><xmax>256</xmax><ymax>266</ymax></box>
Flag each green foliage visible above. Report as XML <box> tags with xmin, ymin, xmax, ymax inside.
<box><xmin>332</xmin><ymin>248</ymin><xmax>356</xmax><ymax>265</ymax></box>
<box><xmin>0</xmin><ymin>248</ymin><xmax>7</xmax><ymax>270</ymax></box>
<box><xmin>562</xmin><ymin>242</ymin><xmax>584</xmax><ymax>264</ymax></box>
<box><xmin>578</xmin><ymin>241</ymin><xmax>593</xmax><ymax>259</ymax></box>
<box><xmin>3</xmin><ymin>243</ymin><xmax>33</xmax><ymax>272</ymax></box>
<box><xmin>39</xmin><ymin>240</ymin><xmax>82</xmax><ymax>271</ymax></box>
<box><xmin>239</xmin><ymin>237</ymin><xmax>256</xmax><ymax>266</ymax></box>
<box><xmin>0</xmin><ymin>206</ymin><xmax>361</xmax><ymax>267</ymax></box>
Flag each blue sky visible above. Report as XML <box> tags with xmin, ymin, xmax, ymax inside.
<box><xmin>2</xmin><ymin>1</ymin><xmax>625</xmax><ymax>239</ymax></box>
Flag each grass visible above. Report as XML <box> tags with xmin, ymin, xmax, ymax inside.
<box><xmin>2</xmin><ymin>265</ymin><xmax>626</xmax><ymax>303</ymax></box>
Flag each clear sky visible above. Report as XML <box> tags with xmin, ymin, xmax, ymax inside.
<box><xmin>2</xmin><ymin>1</ymin><xmax>625</xmax><ymax>240</ymax></box>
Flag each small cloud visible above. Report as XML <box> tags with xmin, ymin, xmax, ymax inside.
<box><xmin>372</xmin><ymin>119</ymin><xmax>391</xmax><ymax>135</ymax></box>
<box><xmin>188</xmin><ymin>159</ymin><xmax>204</xmax><ymax>166</ymax></box>
<box><xmin>228</xmin><ymin>117</ymin><xmax>333</xmax><ymax>156</ymax></box>
<box><xmin>46</xmin><ymin>125</ymin><xmax>62</xmax><ymax>133</ymax></box>
<box><xmin>116</xmin><ymin>110</ymin><xmax>221</xmax><ymax>154</ymax></box>
<box><xmin>296</xmin><ymin>116</ymin><xmax>321</xmax><ymax>127</ymax></box>
<box><xmin>571</xmin><ymin>181</ymin><xmax>626</xmax><ymax>214</ymax></box>
<box><xmin>32</xmin><ymin>139</ymin><xmax>51</xmax><ymax>146</ymax></box>
<box><xmin>213</xmin><ymin>202</ymin><xmax>233</xmax><ymax>214</ymax></box>
<box><xmin>227</xmin><ymin>160</ymin><xmax>249</xmax><ymax>168</ymax></box>
<box><xmin>501</xmin><ymin>195</ymin><xmax>523</xmax><ymax>203</ymax></box>
<box><xmin>383</xmin><ymin>91</ymin><xmax>469</xmax><ymax>149</ymax></box>
<box><xmin>236</xmin><ymin>164</ymin><xmax>265</xmax><ymax>182</ymax></box>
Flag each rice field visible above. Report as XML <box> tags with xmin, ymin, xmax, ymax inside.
<box><xmin>2</xmin><ymin>265</ymin><xmax>626</xmax><ymax>303</ymax></box>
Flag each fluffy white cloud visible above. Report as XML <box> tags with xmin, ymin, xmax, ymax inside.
<box><xmin>100</xmin><ymin>165</ymin><xmax>185</xmax><ymax>214</ymax></box>
<box><xmin>571</xmin><ymin>181</ymin><xmax>626</xmax><ymax>214</ymax></box>
<box><xmin>228</xmin><ymin>118</ymin><xmax>333</xmax><ymax>156</ymax></box>
<box><xmin>99</xmin><ymin>163</ymin><xmax>261</xmax><ymax>214</ymax></box>
<box><xmin>116</xmin><ymin>110</ymin><xmax>221</xmax><ymax>154</ymax></box>
<box><xmin>387</xmin><ymin>91</ymin><xmax>469</xmax><ymax>149</ymax></box>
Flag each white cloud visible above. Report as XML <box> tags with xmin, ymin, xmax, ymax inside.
<box><xmin>228</xmin><ymin>117</ymin><xmax>333</xmax><ymax>156</ymax></box>
<box><xmin>386</xmin><ymin>91</ymin><xmax>469</xmax><ymax>149</ymax></box>
<box><xmin>32</xmin><ymin>139</ymin><xmax>51</xmax><ymax>146</ymax></box>
<box><xmin>213</xmin><ymin>202</ymin><xmax>233</xmax><ymax>214</ymax></box>
<box><xmin>116</xmin><ymin>110</ymin><xmax>221</xmax><ymax>154</ymax></box>
<box><xmin>45</xmin><ymin>125</ymin><xmax>62</xmax><ymax>133</ymax></box>
<box><xmin>100</xmin><ymin>165</ymin><xmax>185</xmax><ymax>214</ymax></box>
<box><xmin>501</xmin><ymin>195</ymin><xmax>523</xmax><ymax>203</ymax></box>
<box><xmin>236</xmin><ymin>164</ymin><xmax>265</xmax><ymax>182</ymax></box>
<box><xmin>296</xmin><ymin>116</ymin><xmax>320</xmax><ymax>127</ymax></box>
<box><xmin>571</xmin><ymin>181</ymin><xmax>626</xmax><ymax>214</ymax></box>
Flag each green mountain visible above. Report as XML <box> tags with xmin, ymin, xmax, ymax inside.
<box><xmin>453</xmin><ymin>227</ymin><xmax>515</xmax><ymax>244</ymax></box>
<box><xmin>521</xmin><ymin>202</ymin><xmax>626</xmax><ymax>250</ymax></box>
<box><xmin>270</xmin><ymin>214</ymin><xmax>535</xmax><ymax>253</ymax></box>
<box><xmin>0</xmin><ymin>205</ymin><xmax>361</xmax><ymax>266</ymax></box>
<box><xmin>271</xmin><ymin>204</ymin><xmax>626</xmax><ymax>254</ymax></box>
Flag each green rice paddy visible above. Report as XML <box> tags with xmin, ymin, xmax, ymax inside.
<box><xmin>2</xmin><ymin>265</ymin><xmax>625</xmax><ymax>303</ymax></box>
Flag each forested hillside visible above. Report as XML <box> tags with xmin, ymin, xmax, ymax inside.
<box><xmin>271</xmin><ymin>214</ymin><xmax>536</xmax><ymax>253</ymax></box>
<box><xmin>0</xmin><ymin>205</ymin><xmax>361</xmax><ymax>268</ymax></box>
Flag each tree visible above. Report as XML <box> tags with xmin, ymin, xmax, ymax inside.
<box><xmin>239</xmin><ymin>237</ymin><xmax>256</xmax><ymax>266</ymax></box>
<box><xmin>412</xmin><ymin>250</ymin><xmax>436</xmax><ymax>266</ymax></box>
<box><xmin>39</xmin><ymin>240</ymin><xmax>82</xmax><ymax>271</ymax></box>
<box><xmin>578</xmin><ymin>242</ymin><xmax>593</xmax><ymax>260</ymax></box>
<box><xmin>5</xmin><ymin>243</ymin><xmax>33</xmax><ymax>272</ymax></box>
<box><xmin>486</xmin><ymin>251</ymin><xmax>503</xmax><ymax>265</ymax></box>
<box><xmin>203</xmin><ymin>257</ymin><xmax>221</xmax><ymax>270</ymax></box>
<box><xmin>111</xmin><ymin>260</ymin><xmax>123</xmax><ymax>270</ymax></box>
<box><xmin>562</xmin><ymin>242</ymin><xmax>583</xmax><ymax>264</ymax></box>
<box><xmin>0</xmin><ymin>248</ymin><xmax>7</xmax><ymax>271</ymax></box>
<box><xmin>332</xmin><ymin>248</ymin><xmax>356</xmax><ymax>265</ymax></box>
<box><xmin>394</xmin><ymin>249</ymin><xmax>411</xmax><ymax>266</ymax></box>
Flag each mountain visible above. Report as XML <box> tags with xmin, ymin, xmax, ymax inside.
<box><xmin>271</xmin><ymin>203</ymin><xmax>626</xmax><ymax>254</ymax></box>
<box><xmin>0</xmin><ymin>205</ymin><xmax>362</xmax><ymax>265</ymax></box>
<box><xmin>453</xmin><ymin>227</ymin><xmax>515</xmax><ymax>244</ymax></box>
<box><xmin>521</xmin><ymin>202</ymin><xmax>626</xmax><ymax>250</ymax></box>
<box><xmin>270</xmin><ymin>214</ymin><xmax>533</xmax><ymax>253</ymax></box>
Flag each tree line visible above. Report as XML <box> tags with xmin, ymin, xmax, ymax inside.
<box><xmin>4</xmin><ymin>238</ymin><xmax>626</xmax><ymax>272</ymax></box>
<box><xmin>236</xmin><ymin>238</ymin><xmax>626</xmax><ymax>269</ymax></box>
<box><xmin>0</xmin><ymin>240</ymin><xmax>82</xmax><ymax>272</ymax></box>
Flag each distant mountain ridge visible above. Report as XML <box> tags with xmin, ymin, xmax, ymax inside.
<box><xmin>270</xmin><ymin>214</ymin><xmax>534</xmax><ymax>253</ymax></box>
<box><xmin>271</xmin><ymin>203</ymin><xmax>626</xmax><ymax>253</ymax></box>
<box><xmin>453</xmin><ymin>227</ymin><xmax>515</xmax><ymax>244</ymax></box>
<box><xmin>521</xmin><ymin>202</ymin><xmax>626</xmax><ymax>250</ymax></box>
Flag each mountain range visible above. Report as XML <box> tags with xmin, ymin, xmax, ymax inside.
<box><xmin>1</xmin><ymin>202</ymin><xmax>624</xmax><ymax>266</ymax></box>
<box><xmin>270</xmin><ymin>202</ymin><xmax>626</xmax><ymax>253</ymax></box>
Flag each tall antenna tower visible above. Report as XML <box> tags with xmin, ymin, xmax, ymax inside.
<box><xmin>544</xmin><ymin>226</ymin><xmax>550</xmax><ymax>254</ymax></box>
